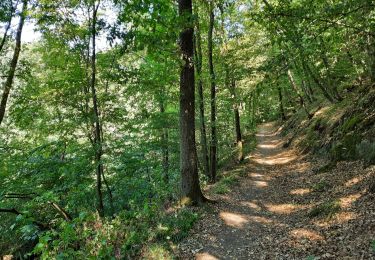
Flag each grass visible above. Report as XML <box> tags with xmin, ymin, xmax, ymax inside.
<box><xmin>211</xmin><ymin>174</ymin><xmax>241</xmax><ymax>195</ymax></box>
<box><xmin>311</xmin><ymin>180</ymin><xmax>331</xmax><ymax>192</ymax></box>
<box><xmin>308</xmin><ymin>200</ymin><xmax>341</xmax><ymax>219</ymax></box>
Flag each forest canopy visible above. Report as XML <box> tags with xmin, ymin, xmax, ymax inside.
<box><xmin>0</xmin><ymin>0</ymin><xmax>374</xmax><ymax>258</ymax></box>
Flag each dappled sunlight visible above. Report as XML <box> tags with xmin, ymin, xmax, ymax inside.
<box><xmin>258</xmin><ymin>143</ymin><xmax>278</xmax><ymax>149</ymax></box>
<box><xmin>344</xmin><ymin>176</ymin><xmax>363</xmax><ymax>187</ymax></box>
<box><xmin>219</xmin><ymin>212</ymin><xmax>248</xmax><ymax>228</ymax></box>
<box><xmin>335</xmin><ymin>211</ymin><xmax>358</xmax><ymax>223</ymax></box>
<box><xmin>265</xmin><ymin>203</ymin><xmax>304</xmax><ymax>214</ymax></box>
<box><xmin>254</xmin><ymin>180</ymin><xmax>268</xmax><ymax>188</ymax></box>
<box><xmin>290</xmin><ymin>188</ymin><xmax>312</xmax><ymax>195</ymax></box>
<box><xmin>290</xmin><ymin>228</ymin><xmax>324</xmax><ymax>241</ymax></box>
<box><xmin>315</xmin><ymin>211</ymin><xmax>358</xmax><ymax>227</ymax></box>
<box><xmin>196</xmin><ymin>252</ymin><xmax>220</xmax><ymax>260</ymax></box>
<box><xmin>249</xmin><ymin>172</ymin><xmax>272</xmax><ymax>181</ymax></box>
<box><xmin>252</xmin><ymin>154</ymin><xmax>297</xmax><ymax>165</ymax></box>
<box><xmin>339</xmin><ymin>193</ymin><xmax>362</xmax><ymax>208</ymax></box>
<box><xmin>241</xmin><ymin>201</ymin><xmax>262</xmax><ymax>211</ymax></box>
<box><xmin>314</xmin><ymin>106</ymin><xmax>330</xmax><ymax>117</ymax></box>
<box><xmin>248</xmin><ymin>215</ymin><xmax>273</xmax><ymax>224</ymax></box>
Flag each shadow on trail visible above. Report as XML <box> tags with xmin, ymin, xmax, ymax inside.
<box><xmin>180</xmin><ymin>122</ymin><xmax>369</xmax><ymax>259</ymax></box>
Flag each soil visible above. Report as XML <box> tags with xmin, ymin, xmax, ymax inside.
<box><xmin>178</xmin><ymin>122</ymin><xmax>375</xmax><ymax>260</ymax></box>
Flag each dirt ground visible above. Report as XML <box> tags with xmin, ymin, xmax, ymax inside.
<box><xmin>178</xmin><ymin>123</ymin><xmax>375</xmax><ymax>260</ymax></box>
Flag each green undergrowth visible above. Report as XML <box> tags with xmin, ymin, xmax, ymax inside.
<box><xmin>285</xmin><ymin>87</ymin><xmax>375</xmax><ymax>166</ymax></box>
<box><xmin>308</xmin><ymin>200</ymin><xmax>341</xmax><ymax>219</ymax></box>
<box><xmin>211</xmin><ymin>174</ymin><xmax>241</xmax><ymax>195</ymax></box>
<box><xmin>32</xmin><ymin>205</ymin><xmax>198</xmax><ymax>259</ymax></box>
<box><xmin>311</xmin><ymin>180</ymin><xmax>332</xmax><ymax>192</ymax></box>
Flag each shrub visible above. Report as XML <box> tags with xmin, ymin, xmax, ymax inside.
<box><xmin>356</xmin><ymin>140</ymin><xmax>375</xmax><ymax>166</ymax></box>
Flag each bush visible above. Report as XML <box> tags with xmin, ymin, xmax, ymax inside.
<box><xmin>32</xmin><ymin>205</ymin><xmax>198</xmax><ymax>259</ymax></box>
<box><xmin>330</xmin><ymin>133</ymin><xmax>361</xmax><ymax>162</ymax></box>
<box><xmin>340</xmin><ymin>114</ymin><xmax>363</xmax><ymax>133</ymax></box>
<box><xmin>211</xmin><ymin>175</ymin><xmax>239</xmax><ymax>195</ymax></box>
<box><xmin>356</xmin><ymin>140</ymin><xmax>375</xmax><ymax>166</ymax></box>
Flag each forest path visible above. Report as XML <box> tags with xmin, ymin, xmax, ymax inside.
<box><xmin>178</xmin><ymin>122</ymin><xmax>323</xmax><ymax>259</ymax></box>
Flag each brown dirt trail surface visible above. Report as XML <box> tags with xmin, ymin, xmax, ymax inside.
<box><xmin>178</xmin><ymin>122</ymin><xmax>375</xmax><ymax>260</ymax></box>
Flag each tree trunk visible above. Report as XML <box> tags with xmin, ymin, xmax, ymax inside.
<box><xmin>178</xmin><ymin>0</ymin><xmax>206</xmax><ymax>205</ymax></box>
<box><xmin>302</xmin><ymin>60</ymin><xmax>335</xmax><ymax>103</ymax></box>
<box><xmin>90</xmin><ymin>1</ymin><xmax>104</xmax><ymax>216</ymax></box>
<box><xmin>194</xmin><ymin>14</ymin><xmax>209</xmax><ymax>177</ymax></box>
<box><xmin>0</xmin><ymin>0</ymin><xmax>16</xmax><ymax>54</ymax></box>
<box><xmin>278</xmin><ymin>86</ymin><xmax>286</xmax><ymax>121</ymax></box>
<box><xmin>318</xmin><ymin>38</ymin><xmax>342</xmax><ymax>101</ymax></box>
<box><xmin>0</xmin><ymin>0</ymin><xmax>27</xmax><ymax>126</ymax></box>
<box><xmin>230</xmin><ymin>78</ymin><xmax>244</xmax><ymax>162</ymax></box>
<box><xmin>160</xmin><ymin>101</ymin><xmax>169</xmax><ymax>182</ymax></box>
<box><xmin>287</xmin><ymin>69</ymin><xmax>312</xmax><ymax>118</ymax></box>
<box><xmin>208</xmin><ymin>1</ymin><xmax>217</xmax><ymax>183</ymax></box>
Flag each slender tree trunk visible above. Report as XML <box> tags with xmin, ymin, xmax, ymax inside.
<box><xmin>160</xmin><ymin>101</ymin><xmax>169</xmax><ymax>182</ymax></box>
<box><xmin>301</xmin><ymin>60</ymin><xmax>335</xmax><ymax>103</ymax></box>
<box><xmin>208</xmin><ymin>1</ymin><xmax>217</xmax><ymax>183</ymax></box>
<box><xmin>366</xmin><ymin>2</ymin><xmax>375</xmax><ymax>82</ymax></box>
<box><xmin>0</xmin><ymin>0</ymin><xmax>17</xmax><ymax>54</ymax></box>
<box><xmin>194</xmin><ymin>14</ymin><xmax>209</xmax><ymax>177</ymax></box>
<box><xmin>287</xmin><ymin>69</ymin><xmax>312</xmax><ymax>118</ymax></box>
<box><xmin>0</xmin><ymin>0</ymin><xmax>27</xmax><ymax>126</ymax></box>
<box><xmin>230</xmin><ymin>78</ymin><xmax>244</xmax><ymax>162</ymax></box>
<box><xmin>318</xmin><ymin>38</ymin><xmax>343</xmax><ymax>101</ymax></box>
<box><xmin>278</xmin><ymin>86</ymin><xmax>286</xmax><ymax>121</ymax></box>
<box><xmin>178</xmin><ymin>0</ymin><xmax>205</xmax><ymax>205</ymax></box>
<box><xmin>90</xmin><ymin>1</ymin><xmax>104</xmax><ymax>216</ymax></box>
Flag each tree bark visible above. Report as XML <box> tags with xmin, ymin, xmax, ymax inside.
<box><xmin>0</xmin><ymin>0</ymin><xmax>17</xmax><ymax>54</ymax></box>
<box><xmin>160</xmin><ymin>100</ymin><xmax>169</xmax><ymax>182</ymax></box>
<box><xmin>178</xmin><ymin>0</ymin><xmax>206</xmax><ymax>205</ymax></box>
<box><xmin>287</xmin><ymin>69</ymin><xmax>312</xmax><ymax>118</ymax></box>
<box><xmin>90</xmin><ymin>1</ymin><xmax>104</xmax><ymax>216</ymax></box>
<box><xmin>194</xmin><ymin>14</ymin><xmax>209</xmax><ymax>177</ymax></box>
<box><xmin>278</xmin><ymin>86</ymin><xmax>286</xmax><ymax>121</ymax></box>
<box><xmin>230</xmin><ymin>78</ymin><xmax>244</xmax><ymax>162</ymax></box>
<box><xmin>208</xmin><ymin>1</ymin><xmax>217</xmax><ymax>183</ymax></box>
<box><xmin>0</xmin><ymin>0</ymin><xmax>27</xmax><ymax>126</ymax></box>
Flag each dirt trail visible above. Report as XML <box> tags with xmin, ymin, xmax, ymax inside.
<box><xmin>178</xmin><ymin>122</ymin><xmax>375</xmax><ymax>259</ymax></box>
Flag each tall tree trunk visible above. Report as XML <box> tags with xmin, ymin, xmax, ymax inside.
<box><xmin>194</xmin><ymin>14</ymin><xmax>209</xmax><ymax>177</ymax></box>
<box><xmin>366</xmin><ymin>2</ymin><xmax>375</xmax><ymax>82</ymax></box>
<box><xmin>318</xmin><ymin>38</ymin><xmax>343</xmax><ymax>101</ymax></box>
<box><xmin>287</xmin><ymin>69</ymin><xmax>312</xmax><ymax>118</ymax></box>
<box><xmin>278</xmin><ymin>86</ymin><xmax>286</xmax><ymax>121</ymax></box>
<box><xmin>301</xmin><ymin>60</ymin><xmax>335</xmax><ymax>103</ymax></box>
<box><xmin>208</xmin><ymin>1</ymin><xmax>217</xmax><ymax>183</ymax></box>
<box><xmin>160</xmin><ymin>100</ymin><xmax>169</xmax><ymax>182</ymax></box>
<box><xmin>91</xmin><ymin>1</ymin><xmax>104</xmax><ymax>216</ymax></box>
<box><xmin>0</xmin><ymin>0</ymin><xmax>27</xmax><ymax>126</ymax></box>
<box><xmin>178</xmin><ymin>0</ymin><xmax>205</xmax><ymax>205</ymax></box>
<box><xmin>230</xmin><ymin>78</ymin><xmax>244</xmax><ymax>162</ymax></box>
<box><xmin>0</xmin><ymin>0</ymin><xmax>17</xmax><ymax>54</ymax></box>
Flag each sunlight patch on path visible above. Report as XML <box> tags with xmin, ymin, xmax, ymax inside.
<box><xmin>196</xmin><ymin>252</ymin><xmax>219</xmax><ymax>260</ymax></box>
<box><xmin>290</xmin><ymin>188</ymin><xmax>312</xmax><ymax>195</ymax></box>
<box><xmin>290</xmin><ymin>228</ymin><xmax>324</xmax><ymax>241</ymax></box>
<box><xmin>219</xmin><ymin>212</ymin><xmax>248</xmax><ymax>228</ymax></box>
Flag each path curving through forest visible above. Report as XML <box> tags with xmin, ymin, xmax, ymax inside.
<box><xmin>178</xmin><ymin>122</ymin><xmax>374</xmax><ymax>259</ymax></box>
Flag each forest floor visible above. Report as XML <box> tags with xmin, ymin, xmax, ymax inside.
<box><xmin>178</xmin><ymin>122</ymin><xmax>375</xmax><ymax>260</ymax></box>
